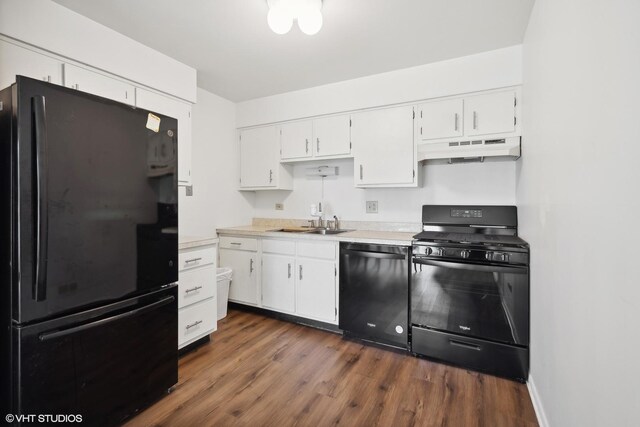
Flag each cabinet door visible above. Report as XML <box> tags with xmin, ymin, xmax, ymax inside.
<box><xmin>136</xmin><ymin>88</ymin><xmax>192</xmax><ymax>184</ymax></box>
<box><xmin>261</xmin><ymin>254</ymin><xmax>295</xmax><ymax>313</ymax></box>
<box><xmin>239</xmin><ymin>126</ymin><xmax>279</xmax><ymax>188</ymax></box>
<box><xmin>0</xmin><ymin>40</ymin><xmax>62</xmax><ymax>88</ymax></box>
<box><xmin>280</xmin><ymin>120</ymin><xmax>313</xmax><ymax>160</ymax></box>
<box><xmin>313</xmin><ymin>115</ymin><xmax>351</xmax><ymax>157</ymax></box>
<box><xmin>419</xmin><ymin>98</ymin><xmax>463</xmax><ymax>141</ymax></box>
<box><xmin>296</xmin><ymin>259</ymin><xmax>336</xmax><ymax>322</ymax></box>
<box><xmin>220</xmin><ymin>249</ymin><xmax>258</xmax><ymax>305</ymax></box>
<box><xmin>352</xmin><ymin>106</ymin><xmax>415</xmax><ymax>186</ymax></box>
<box><xmin>64</xmin><ymin>64</ymin><xmax>134</xmax><ymax>105</ymax></box>
<box><xmin>464</xmin><ymin>91</ymin><xmax>516</xmax><ymax>137</ymax></box>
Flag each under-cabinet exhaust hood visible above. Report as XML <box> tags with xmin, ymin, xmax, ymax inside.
<box><xmin>418</xmin><ymin>136</ymin><xmax>521</xmax><ymax>162</ymax></box>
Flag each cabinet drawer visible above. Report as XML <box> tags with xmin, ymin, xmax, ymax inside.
<box><xmin>297</xmin><ymin>241</ymin><xmax>336</xmax><ymax>260</ymax></box>
<box><xmin>179</xmin><ymin>246</ymin><xmax>216</xmax><ymax>271</ymax></box>
<box><xmin>178</xmin><ymin>266</ymin><xmax>215</xmax><ymax>308</ymax></box>
<box><xmin>262</xmin><ymin>239</ymin><xmax>296</xmax><ymax>255</ymax></box>
<box><xmin>411</xmin><ymin>326</ymin><xmax>528</xmax><ymax>381</ymax></box>
<box><xmin>178</xmin><ymin>298</ymin><xmax>216</xmax><ymax>348</ymax></box>
<box><xmin>219</xmin><ymin>236</ymin><xmax>258</xmax><ymax>251</ymax></box>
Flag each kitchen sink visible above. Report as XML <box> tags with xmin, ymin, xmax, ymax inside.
<box><xmin>306</xmin><ymin>229</ymin><xmax>352</xmax><ymax>235</ymax></box>
<box><xmin>271</xmin><ymin>228</ymin><xmax>352</xmax><ymax>235</ymax></box>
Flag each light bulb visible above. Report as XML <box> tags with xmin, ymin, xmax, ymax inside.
<box><xmin>297</xmin><ymin>7</ymin><xmax>323</xmax><ymax>35</ymax></box>
<box><xmin>267</xmin><ymin>4</ymin><xmax>293</xmax><ymax>35</ymax></box>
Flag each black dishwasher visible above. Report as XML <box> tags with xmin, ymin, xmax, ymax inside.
<box><xmin>339</xmin><ymin>243</ymin><xmax>410</xmax><ymax>349</ymax></box>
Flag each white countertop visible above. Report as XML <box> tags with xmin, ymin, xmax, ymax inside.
<box><xmin>216</xmin><ymin>225</ymin><xmax>415</xmax><ymax>246</ymax></box>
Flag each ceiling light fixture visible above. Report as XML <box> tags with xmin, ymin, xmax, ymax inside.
<box><xmin>267</xmin><ymin>0</ymin><xmax>323</xmax><ymax>36</ymax></box>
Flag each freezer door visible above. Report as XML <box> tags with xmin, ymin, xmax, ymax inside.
<box><xmin>12</xmin><ymin>77</ymin><xmax>178</xmax><ymax>323</ymax></box>
<box><xmin>11</xmin><ymin>286</ymin><xmax>178</xmax><ymax>425</ymax></box>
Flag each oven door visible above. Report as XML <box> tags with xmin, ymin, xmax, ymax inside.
<box><xmin>411</xmin><ymin>258</ymin><xmax>528</xmax><ymax>346</ymax></box>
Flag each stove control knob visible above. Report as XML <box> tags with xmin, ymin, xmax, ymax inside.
<box><xmin>423</xmin><ymin>246</ymin><xmax>432</xmax><ymax>256</ymax></box>
<box><xmin>460</xmin><ymin>250</ymin><xmax>470</xmax><ymax>259</ymax></box>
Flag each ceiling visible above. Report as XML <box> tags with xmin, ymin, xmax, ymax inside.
<box><xmin>52</xmin><ymin>0</ymin><xmax>535</xmax><ymax>102</ymax></box>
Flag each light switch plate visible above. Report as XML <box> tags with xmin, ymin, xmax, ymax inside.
<box><xmin>185</xmin><ymin>186</ymin><xmax>193</xmax><ymax>196</ymax></box>
<box><xmin>275</xmin><ymin>203</ymin><xmax>284</xmax><ymax>210</ymax></box>
<box><xmin>366</xmin><ymin>201</ymin><xmax>378</xmax><ymax>214</ymax></box>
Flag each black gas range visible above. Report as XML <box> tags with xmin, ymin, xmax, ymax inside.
<box><xmin>410</xmin><ymin>205</ymin><xmax>530</xmax><ymax>382</ymax></box>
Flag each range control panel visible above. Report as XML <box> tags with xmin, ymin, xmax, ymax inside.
<box><xmin>450</xmin><ymin>209</ymin><xmax>483</xmax><ymax>218</ymax></box>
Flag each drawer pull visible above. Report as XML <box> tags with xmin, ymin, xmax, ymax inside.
<box><xmin>449</xmin><ymin>339</ymin><xmax>481</xmax><ymax>351</ymax></box>
<box><xmin>185</xmin><ymin>286</ymin><xmax>203</xmax><ymax>293</ymax></box>
<box><xmin>230</xmin><ymin>242</ymin><xmax>242</xmax><ymax>246</ymax></box>
<box><xmin>186</xmin><ymin>320</ymin><xmax>203</xmax><ymax>330</ymax></box>
<box><xmin>185</xmin><ymin>257</ymin><xmax>202</xmax><ymax>264</ymax></box>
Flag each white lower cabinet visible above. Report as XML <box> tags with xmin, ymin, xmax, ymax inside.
<box><xmin>296</xmin><ymin>258</ymin><xmax>337</xmax><ymax>323</ymax></box>
<box><xmin>220</xmin><ymin>238</ymin><xmax>259</xmax><ymax>305</ymax></box>
<box><xmin>220</xmin><ymin>236</ymin><xmax>338</xmax><ymax>325</ymax></box>
<box><xmin>178</xmin><ymin>243</ymin><xmax>217</xmax><ymax>349</ymax></box>
<box><xmin>178</xmin><ymin>297</ymin><xmax>217</xmax><ymax>348</ymax></box>
<box><xmin>261</xmin><ymin>253</ymin><xmax>296</xmax><ymax>312</ymax></box>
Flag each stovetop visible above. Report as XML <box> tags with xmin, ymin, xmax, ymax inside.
<box><xmin>413</xmin><ymin>231</ymin><xmax>529</xmax><ymax>247</ymax></box>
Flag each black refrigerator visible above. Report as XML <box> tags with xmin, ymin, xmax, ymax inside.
<box><xmin>1</xmin><ymin>76</ymin><xmax>179</xmax><ymax>425</ymax></box>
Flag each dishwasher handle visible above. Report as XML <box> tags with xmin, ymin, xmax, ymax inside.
<box><xmin>342</xmin><ymin>249</ymin><xmax>407</xmax><ymax>260</ymax></box>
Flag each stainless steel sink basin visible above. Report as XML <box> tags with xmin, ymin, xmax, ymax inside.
<box><xmin>271</xmin><ymin>228</ymin><xmax>352</xmax><ymax>235</ymax></box>
<box><xmin>306</xmin><ymin>229</ymin><xmax>351</xmax><ymax>235</ymax></box>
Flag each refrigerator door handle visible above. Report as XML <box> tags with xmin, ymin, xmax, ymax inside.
<box><xmin>38</xmin><ymin>295</ymin><xmax>175</xmax><ymax>342</ymax></box>
<box><xmin>33</xmin><ymin>95</ymin><xmax>49</xmax><ymax>302</ymax></box>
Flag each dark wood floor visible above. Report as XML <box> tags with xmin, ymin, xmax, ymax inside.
<box><xmin>125</xmin><ymin>310</ymin><xmax>538</xmax><ymax>427</ymax></box>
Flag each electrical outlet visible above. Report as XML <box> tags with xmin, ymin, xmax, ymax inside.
<box><xmin>366</xmin><ymin>201</ymin><xmax>378</xmax><ymax>214</ymax></box>
<box><xmin>185</xmin><ymin>186</ymin><xmax>193</xmax><ymax>196</ymax></box>
<box><xmin>275</xmin><ymin>203</ymin><xmax>284</xmax><ymax>210</ymax></box>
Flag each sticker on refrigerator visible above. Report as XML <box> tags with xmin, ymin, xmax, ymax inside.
<box><xmin>146</xmin><ymin>113</ymin><xmax>161</xmax><ymax>132</ymax></box>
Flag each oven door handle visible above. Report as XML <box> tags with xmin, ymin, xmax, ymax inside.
<box><xmin>413</xmin><ymin>258</ymin><xmax>526</xmax><ymax>274</ymax></box>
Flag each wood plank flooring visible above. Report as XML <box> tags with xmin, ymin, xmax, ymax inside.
<box><xmin>125</xmin><ymin>310</ymin><xmax>538</xmax><ymax>427</ymax></box>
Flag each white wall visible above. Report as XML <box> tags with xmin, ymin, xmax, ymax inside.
<box><xmin>0</xmin><ymin>0</ymin><xmax>196</xmax><ymax>102</ymax></box>
<box><xmin>518</xmin><ymin>1</ymin><xmax>640</xmax><ymax>426</ymax></box>
<box><xmin>179</xmin><ymin>88</ymin><xmax>254</xmax><ymax>235</ymax></box>
<box><xmin>253</xmin><ymin>159</ymin><xmax>516</xmax><ymax>223</ymax></box>
<box><xmin>236</xmin><ymin>45</ymin><xmax>522</xmax><ymax>127</ymax></box>
<box><xmin>240</xmin><ymin>46</ymin><xmax>522</xmax><ymax>224</ymax></box>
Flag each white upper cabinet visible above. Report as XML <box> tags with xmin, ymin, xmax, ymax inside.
<box><xmin>278</xmin><ymin>114</ymin><xmax>351</xmax><ymax>162</ymax></box>
<box><xmin>313</xmin><ymin>115</ymin><xmax>351</xmax><ymax>158</ymax></box>
<box><xmin>464</xmin><ymin>90</ymin><xmax>516</xmax><ymax>137</ymax></box>
<box><xmin>64</xmin><ymin>63</ymin><xmax>134</xmax><ymax>106</ymax></box>
<box><xmin>352</xmin><ymin>105</ymin><xmax>416</xmax><ymax>187</ymax></box>
<box><xmin>135</xmin><ymin>88</ymin><xmax>192</xmax><ymax>185</ymax></box>
<box><xmin>240</xmin><ymin>126</ymin><xmax>293</xmax><ymax>190</ymax></box>
<box><xmin>0</xmin><ymin>40</ymin><xmax>62</xmax><ymax>88</ymax></box>
<box><xmin>280</xmin><ymin>120</ymin><xmax>313</xmax><ymax>160</ymax></box>
<box><xmin>418</xmin><ymin>98</ymin><xmax>463</xmax><ymax>140</ymax></box>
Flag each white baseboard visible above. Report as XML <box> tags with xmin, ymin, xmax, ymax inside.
<box><xmin>527</xmin><ymin>375</ymin><xmax>550</xmax><ymax>427</ymax></box>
